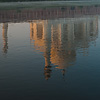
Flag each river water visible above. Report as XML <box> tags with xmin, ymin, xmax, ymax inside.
<box><xmin>0</xmin><ymin>6</ymin><xmax>100</xmax><ymax>100</ymax></box>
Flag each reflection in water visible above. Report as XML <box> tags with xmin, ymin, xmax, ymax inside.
<box><xmin>30</xmin><ymin>20</ymin><xmax>52</xmax><ymax>80</ymax></box>
<box><xmin>0</xmin><ymin>6</ymin><xmax>99</xmax><ymax>80</ymax></box>
<box><xmin>30</xmin><ymin>17</ymin><xmax>98</xmax><ymax>79</ymax></box>
<box><xmin>2</xmin><ymin>23</ymin><xmax>8</xmax><ymax>54</ymax></box>
<box><xmin>1</xmin><ymin>17</ymin><xmax>98</xmax><ymax>80</ymax></box>
<box><xmin>0</xmin><ymin>6</ymin><xmax>100</xmax><ymax>100</ymax></box>
<box><xmin>0</xmin><ymin>5</ymin><xmax>100</xmax><ymax>22</ymax></box>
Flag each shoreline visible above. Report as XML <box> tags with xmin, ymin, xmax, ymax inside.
<box><xmin>0</xmin><ymin>1</ymin><xmax>100</xmax><ymax>10</ymax></box>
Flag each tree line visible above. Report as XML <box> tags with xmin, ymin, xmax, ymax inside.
<box><xmin>0</xmin><ymin>0</ymin><xmax>81</xmax><ymax>2</ymax></box>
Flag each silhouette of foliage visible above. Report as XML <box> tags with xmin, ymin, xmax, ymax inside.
<box><xmin>0</xmin><ymin>0</ymin><xmax>80</xmax><ymax>2</ymax></box>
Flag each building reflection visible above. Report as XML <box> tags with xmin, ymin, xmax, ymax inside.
<box><xmin>1</xmin><ymin>15</ymin><xmax>98</xmax><ymax>80</ymax></box>
<box><xmin>30</xmin><ymin>20</ymin><xmax>52</xmax><ymax>80</ymax></box>
<box><xmin>30</xmin><ymin>17</ymin><xmax>98</xmax><ymax>79</ymax></box>
<box><xmin>2</xmin><ymin>23</ymin><xmax>8</xmax><ymax>54</ymax></box>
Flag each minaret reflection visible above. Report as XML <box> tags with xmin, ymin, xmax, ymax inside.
<box><xmin>30</xmin><ymin>20</ymin><xmax>52</xmax><ymax>80</ymax></box>
<box><xmin>74</xmin><ymin>17</ymin><xmax>98</xmax><ymax>55</ymax></box>
<box><xmin>30</xmin><ymin>17</ymin><xmax>98</xmax><ymax>79</ymax></box>
<box><xmin>2</xmin><ymin>23</ymin><xmax>8</xmax><ymax>54</ymax></box>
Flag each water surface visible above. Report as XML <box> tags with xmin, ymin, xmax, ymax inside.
<box><xmin>0</xmin><ymin>6</ymin><xmax>100</xmax><ymax>100</ymax></box>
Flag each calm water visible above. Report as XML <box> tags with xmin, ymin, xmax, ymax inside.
<box><xmin>0</xmin><ymin>6</ymin><xmax>100</xmax><ymax>100</ymax></box>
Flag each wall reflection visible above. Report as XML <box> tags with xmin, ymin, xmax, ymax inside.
<box><xmin>30</xmin><ymin>17</ymin><xmax>98</xmax><ymax>80</ymax></box>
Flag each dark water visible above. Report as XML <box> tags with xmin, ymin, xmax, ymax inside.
<box><xmin>0</xmin><ymin>6</ymin><xmax>100</xmax><ymax>100</ymax></box>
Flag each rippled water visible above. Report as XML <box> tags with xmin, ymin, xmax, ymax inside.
<box><xmin>0</xmin><ymin>6</ymin><xmax>100</xmax><ymax>100</ymax></box>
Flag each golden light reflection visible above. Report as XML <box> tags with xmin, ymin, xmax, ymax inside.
<box><xmin>30</xmin><ymin>17</ymin><xmax>98</xmax><ymax>79</ymax></box>
<box><xmin>1</xmin><ymin>16</ymin><xmax>98</xmax><ymax>80</ymax></box>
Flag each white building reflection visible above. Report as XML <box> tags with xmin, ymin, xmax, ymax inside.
<box><xmin>1</xmin><ymin>16</ymin><xmax>98</xmax><ymax>80</ymax></box>
<box><xmin>30</xmin><ymin>17</ymin><xmax>98</xmax><ymax>80</ymax></box>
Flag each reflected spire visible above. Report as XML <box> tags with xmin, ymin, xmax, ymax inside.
<box><xmin>44</xmin><ymin>66</ymin><xmax>52</xmax><ymax>80</ymax></box>
<box><xmin>30</xmin><ymin>20</ymin><xmax>52</xmax><ymax>80</ymax></box>
<box><xmin>62</xmin><ymin>69</ymin><xmax>66</xmax><ymax>76</ymax></box>
<box><xmin>2</xmin><ymin>23</ymin><xmax>8</xmax><ymax>54</ymax></box>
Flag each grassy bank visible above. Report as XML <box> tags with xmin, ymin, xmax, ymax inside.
<box><xmin>0</xmin><ymin>1</ymin><xmax>100</xmax><ymax>10</ymax></box>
